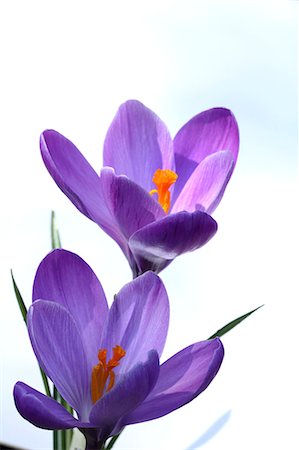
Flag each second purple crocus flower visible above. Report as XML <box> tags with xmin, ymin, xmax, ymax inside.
<box><xmin>40</xmin><ymin>100</ymin><xmax>239</xmax><ymax>276</ymax></box>
<box><xmin>14</xmin><ymin>249</ymin><xmax>224</xmax><ymax>449</ymax></box>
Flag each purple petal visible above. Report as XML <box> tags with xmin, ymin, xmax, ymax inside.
<box><xmin>89</xmin><ymin>350</ymin><xmax>159</xmax><ymax>437</ymax></box>
<box><xmin>100</xmin><ymin>167</ymin><xmax>164</xmax><ymax>241</ymax></box>
<box><xmin>124</xmin><ymin>339</ymin><xmax>224</xmax><ymax>424</ymax></box>
<box><xmin>32</xmin><ymin>249</ymin><xmax>108</xmax><ymax>369</ymax></box>
<box><xmin>171</xmin><ymin>150</ymin><xmax>235</xmax><ymax>214</ymax></box>
<box><xmin>14</xmin><ymin>382</ymin><xmax>85</xmax><ymax>430</ymax></box>
<box><xmin>103</xmin><ymin>100</ymin><xmax>175</xmax><ymax>192</ymax></box>
<box><xmin>129</xmin><ymin>210</ymin><xmax>218</xmax><ymax>274</ymax></box>
<box><xmin>173</xmin><ymin>108</ymin><xmax>239</xmax><ymax>204</ymax></box>
<box><xmin>100</xmin><ymin>272</ymin><xmax>169</xmax><ymax>373</ymax></box>
<box><xmin>40</xmin><ymin>130</ymin><xmax>127</xmax><ymax>253</ymax></box>
<box><xmin>28</xmin><ymin>301</ymin><xmax>91</xmax><ymax>419</ymax></box>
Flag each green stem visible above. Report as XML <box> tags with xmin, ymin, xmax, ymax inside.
<box><xmin>51</xmin><ymin>212</ymin><xmax>62</xmax><ymax>450</ymax></box>
<box><xmin>40</xmin><ymin>367</ymin><xmax>51</xmax><ymax>397</ymax></box>
<box><xmin>51</xmin><ymin>210</ymin><xmax>61</xmax><ymax>249</ymax></box>
<box><xmin>61</xmin><ymin>396</ymin><xmax>73</xmax><ymax>449</ymax></box>
<box><xmin>51</xmin><ymin>212</ymin><xmax>74</xmax><ymax>449</ymax></box>
<box><xmin>53</xmin><ymin>427</ymin><xmax>58</xmax><ymax>450</ymax></box>
<box><xmin>65</xmin><ymin>429</ymin><xmax>73</xmax><ymax>450</ymax></box>
<box><xmin>54</xmin><ymin>387</ymin><xmax>66</xmax><ymax>450</ymax></box>
<box><xmin>52</xmin><ymin>366</ymin><xmax>73</xmax><ymax>449</ymax></box>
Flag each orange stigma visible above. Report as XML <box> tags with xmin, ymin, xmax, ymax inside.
<box><xmin>149</xmin><ymin>169</ymin><xmax>178</xmax><ymax>213</ymax></box>
<box><xmin>91</xmin><ymin>345</ymin><xmax>126</xmax><ymax>404</ymax></box>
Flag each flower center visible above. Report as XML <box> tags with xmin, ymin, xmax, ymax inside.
<box><xmin>91</xmin><ymin>345</ymin><xmax>126</xmax><ymax>404</ymax></box>
<box><xmin>149</xmin><ymin>169</ymin><xmax>178</xmax><ymax>213</ymax></box>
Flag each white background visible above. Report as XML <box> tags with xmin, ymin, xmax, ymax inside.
<box><xmin>0</xmin><ymin>1</ymin><xmax>298</xmax><ymax>449</ymax></box>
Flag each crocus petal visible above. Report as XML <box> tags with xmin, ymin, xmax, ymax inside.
<box><xmin>103</xmin><ymin>100</ymin><xmax>175</xmax><ymax>192</ymax></box>
<box><xmin>124</xmin><ymin>339</ymin><xmax>224</xmax><ymax>424</ymax></box>
<box><xmin>28</xmin><ymin>301</ymin><xmax>91</xmax><ymax>419</ymax></box>
<box><xmin>14</xmin><ymin>382</ymin><xmax>85</xmax><ymax>430</ymax></box>
<box><xmin>171</xmin><ymin>150</ymin><xmax>235</xmax><ymax>214</ymax></box>
<box><xmin>100</xmin><ymin>167</ymin><xmax>165</xmax><ymax>260</ymax></box>
<box><xmin>129</xmin><ymin>210</ymin><xmax>217</xmax><ymax>274</ymax></box>
<box><xmin>100</xmin><ymin>272</ymin><xmax>169</xmax><ymax>373</ymax></box>
<box><xmin>40</xmin><ymin>130</ymin><xmax>127</xmax><ymax>252</ymax></box>
<box><xmin>173</xmin><ymin>108</ymin><xmax>239</xmax><ymax>204</ymax></box>
<box><xmin>32</xmin><ymin>249</ymin><xmax>108</xmax><ymax>369</ymax></box>
<box><xmin>89</xmin><ymin>350</ymin><xmax>159</xmax><ymax>440</ymax></box>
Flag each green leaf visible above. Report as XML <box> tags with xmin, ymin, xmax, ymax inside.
<box><xmin>51</xmin><ymin>210</ymin><xmax>62</xmax><ymax>250</ymax></box>
<box><xmin>208</xmin><ymin>305</ymin><xmax>264</xmax><ymax>340</ymax></box>
<box><xmin>11</xmin><ymin>270</ymin><xmax>52</xmax><ymax>397</ymax></box>
<box><xmin>105</xmin><ymin>433</ymin><xmax>121</xmax><ymax>450</ymax></box>
<box><xmin>11</xmin><ymin>270</ymin><xmax>27</xmax><ymax>324</ymax></box>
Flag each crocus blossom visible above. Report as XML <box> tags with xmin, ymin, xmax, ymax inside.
<box><xmin>14</xmin><ymin>249</ymin><xmax>224</xmax><ymax>449</ymax></box>
<box><xmin>40</xmin><ymin>100</ymin><xmax>239</xmax><ymax>277</ymax></box>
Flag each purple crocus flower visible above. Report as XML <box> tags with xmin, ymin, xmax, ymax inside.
<box><xmin>40</xmin><ymin>100</ymin><xmax>239</xmax><ymax>277</ymax></box>
<box><xmin>14</xmin><ymin>249</ymin><xmax>224</xmax><ymax>449</ymax></box>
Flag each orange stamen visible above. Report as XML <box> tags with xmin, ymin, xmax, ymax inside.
<box><xmin>149</xmin><ymin>169</ymin><xmax>178</xmax><ymax>213</ymax></box>
<box><xmin>91</xmin><ymin>345</ymin><xmax>126</xmax><ymax>404</ymax></box>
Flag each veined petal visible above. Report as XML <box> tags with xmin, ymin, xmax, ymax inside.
<box><xmin>124</xmin><ymin>339</ymin><xmax>224</xmax><ymax>424</ymax></box>
<box><xmin>100</xmin><ymin>272</ymin><xmax>169</xmax><ymax>373</ymax></box>
<box><xmin>40</xmin><ymin>130</ymin><xmax>127</xmax><ymax>253</ymax></box>
<box><xmin>28</xmin><ymin>301</ymin><xmax>91</xmax><ymax>419</ymax></box>
<box><xmin>171</xmin><ymin>150</ymin><xmax>235</xmax><ymax>214</ymax></box>
<box><xmin>32</xmin><ymin>249</ymin><xmax>108</xmax><ymax>369</ymax></box>
<box><xmin>173</xmin><ymin>108</ymin><xmax>239</xmax><ymax>204</ymax></box>
<box><xmin>100</xmin><ymin>167</ymin><xmax>165</xmax><ymax>242</ymax></box>
<box><xmin>13</xmin><ymin>382</ymin><xmax>86</xmax><ymax>430</ymax></box>
<box><xmin>129</xmin><ymin>210</ymin><xmax>217</xmax><ymax>274</ymax></box>
<box><xmin>89</xmin><ymin>350</ymin><xmax>159</xmax><ymax>440</ymax></box>
<box><xmin>103</xmin><ymin>100</ymin><xmax>175</xmax><ymax>192</ymax></box>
